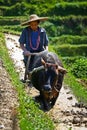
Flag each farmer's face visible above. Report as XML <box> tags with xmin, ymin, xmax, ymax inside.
<box><xmin>30</xmin><ymin>21</ymin><xmax>39</xmax><ymax>31</ymax></box>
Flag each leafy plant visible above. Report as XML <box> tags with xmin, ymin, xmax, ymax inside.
<box><xmin>70</xmin><ymin>58</ymin><xmax>87</xmax><ymax>78</ymax></box>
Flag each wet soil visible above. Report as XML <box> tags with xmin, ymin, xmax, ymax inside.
<box><xmin>4</xmin><ymin>33</ymin><xmax>87</xmax><ymax>130</ymax></box>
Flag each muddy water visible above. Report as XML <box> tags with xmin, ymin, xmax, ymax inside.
<box><xmin>5</xmin><ymin>34</ymin><xmax>87</xmax><ymax>130</ymax></box>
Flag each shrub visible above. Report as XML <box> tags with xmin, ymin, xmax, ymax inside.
<box><xmin>42</xmin><ymin>21</ymin><xmax>57</xmax><ymax>37</ymax></box>
<box><xmin>50</xmin><ymin>2</ymin><xmax>87</xmax><ymax>16</ymax></box>
<box><xmin>54</xmin><ymin>44</ymin><xmax>87</xmax><ymax>57</ymax></box>
<box><xmin>49</xmin><ymin>35</ymin><xmax>87</xmax><ymax>45</ymax></box>
<box><xmin>70</xmin><ymin>58</ymin><xmax>87</xmax><ymax>78</ymax></box>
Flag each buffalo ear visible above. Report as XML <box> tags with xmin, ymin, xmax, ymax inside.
<box><xmin>41</xmin><ymin>58</ymin><xmax>46</xmax><ymax>66</ymax></box>
<box><xmin>58</xmin><ymin>66</ymin><xmax>67</xmax><ymax>74</ymax></box>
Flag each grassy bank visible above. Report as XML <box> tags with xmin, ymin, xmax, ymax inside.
<box><xmin>0</xmin><ymin>32</ymin><xmax>55</xmax><ymax>129</ymax></box>
<box><xmin>64</xmin><ymin>72</ymin><xmax>87</xmax><ymax>105</ymax></box>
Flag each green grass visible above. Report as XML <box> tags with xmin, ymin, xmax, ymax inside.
<box><xmin>0</xmin><ymin>32</ymin><xmax>55</xmax><ymax>130</ymax></box>
<box><xmin>54</xmin><ymin>44</ymin><xmax>87</xmax><ymax>57</ymax></box>
<box><xmin>49</xmin><ymin>35</ymin><xmax>87</xmax><ymax>45</ymax></box>
<box><xmin>64</xmin><ymin>72</ymin><xmax>87</xmax><ymax>105</ymax></box>
<box><xmin>0</xmin><ymin>25</ymin><xmax>22</xmax><ymax>35</ymax></box>
<box><xmin>1</xmin><ymin>15</ymin><xmax>87</xmax><ymax>37</ymax></box>
<box><xmin>62</xmin><ymin>56</ymin><xmax>87</xmax><ymax>105</ymax></box>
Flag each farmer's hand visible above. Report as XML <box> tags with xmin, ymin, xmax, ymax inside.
<box><xmin>23</xmin><ymin>50</ymin><xmax>30</xmax><ymax>56</ymax></box>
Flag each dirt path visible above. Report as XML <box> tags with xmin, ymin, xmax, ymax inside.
<box><xmin>5</xmin><ymin>33</ymin><xmax>87</xmax><ymax>130</ymax></box>
<box><xmin>0</xmin><ymin>58</ymin><xmax>19</xmax><ymax>129</ymax></box>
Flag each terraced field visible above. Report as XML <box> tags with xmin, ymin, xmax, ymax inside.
<box><xmin>0</xmin><ymin>0</ymin><xmax>87</xmax><ymax>129</ymax></box>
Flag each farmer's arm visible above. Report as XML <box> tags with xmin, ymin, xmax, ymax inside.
<box><xmin>20</xmin><ymin>44</ymin><xmax>27</xmax><ymax>51</ymax></box>
<box><xmin>19</xmin><ymin>28</ymin><xmax>30</xmax><ymax>56</ymax></box>
<box><xmin>20</xmin><ymin>43</ymin><xmax>30</xmax><ymax>56</ymax></box>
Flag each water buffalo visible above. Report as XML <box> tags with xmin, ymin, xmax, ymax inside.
<box><xmin>26</xmin><ymin>50</ymin><xmax>66</xmax><ymax>110</ymax></box>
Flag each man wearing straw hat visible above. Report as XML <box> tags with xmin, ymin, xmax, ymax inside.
<box><xmin>19</xmin><ymin>14</ymin><xmax>49</xmax><ymax>81</ymax></box>
<box><xmin>19</xmin><ymin>14</ymin><xmax>49</xmax><ymax>67</ymax></box>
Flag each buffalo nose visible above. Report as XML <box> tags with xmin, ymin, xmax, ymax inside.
<box><xmin>43</xmin><ymin>85</ymin><xmax>52</xmax><ymax>91</ymax></box>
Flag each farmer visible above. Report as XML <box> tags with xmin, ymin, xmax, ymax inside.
<box><xmin>19</xmin><ymin>14</ymin><xmax>49</xmax><ymax>81</ymax></box>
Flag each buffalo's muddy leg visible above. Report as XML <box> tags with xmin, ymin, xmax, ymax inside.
<box><xmin>39</xmin><ymin>92</ymin><xmax>51</xmax><ymax>111</ymax></box>
<box><xmin>51</xmin><ymin>72</ymin><xmax>64</xmax><ymax>107</ymax></box>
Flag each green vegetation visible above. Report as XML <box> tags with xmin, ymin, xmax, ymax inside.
<box><xmin>54</xmin><ymin>44</ymin><xmax>87</xmax><ymax>57</ymax></box>
<box><xmin>0</xmin><ymin>0</ymin><xmax>87</xmax><ymax>128</ymax></box>
<box><xmin>0</xmin><ymin>25</ymin><xmax>22</xmax><ymax>35</ymax></box>
<box><xmin>63</xmin><ymin>56</ymin><xmax>87</xmax><ymax>80</ymax></box>
<box><xmin>64</xmin><ymin>72</ymin><xmax>87</xmax><ymax>105</ymax></box>
<box><xmin>50</xmin><ymin>35</ymin><xmax>87</xmax><ymax>45</ymax></box>
<box><xmin>50</xmin><ymin>2</ymin><xmax>87</xmax><ymax>16</ymax></box>
<box><xmin>63</xmin><ymin>56</ymin><xmax>87</xmax><ymax>104</ymax></box>
<box><xmin>0</xmin><ymin>32</ymin><xmax>55</xmax><ymax>130</ymax></box>
<box><xmin>70</xmin><ymin>58</ymin><xmax>87</xmax><ymax>79</ymax></box>
<box><xmin>0</xmin><ymin>1</ymin><xmax>87</xmax><ymax>16</ymax></box>
<box><xmin>0</xmin><ymin>15</ymin><xmax>87</xmax><ymax>36</ymax></box>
